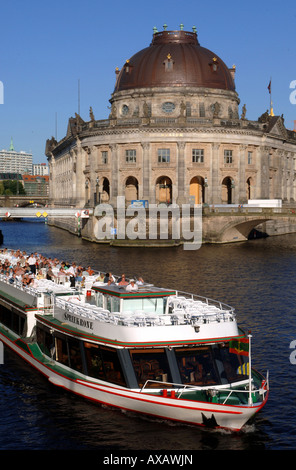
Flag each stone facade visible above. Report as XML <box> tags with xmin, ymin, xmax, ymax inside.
<box><xmin>46</xmin><ymin>28</ymin><xmax>296</xmax><ymax>214</ymax></box>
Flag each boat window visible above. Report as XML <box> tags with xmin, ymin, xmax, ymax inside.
<box><xmin>213</xmin><ymin>343</ymin><xmax>249</xmax><ymax>384</ymax></box>
<box><xmin>0</xmin><ymin>306</ymin><xmax>25</xmax><ymax>335</ymax></box>
<box><xmin>96</xmin><ymin>292</ymin><xmax>104</xmax><ymax>308</ymax></box>
<box><xmin>55</xmin><ymin>336</ymin><xmax>69</xmax><ymax>367</ymax></box>
<box><xmin>36</xmin><ymin>326</ymin><xmax>55</xmax><ymax>358</ymax></box>
<box><xmin>175</xmin><ymin>344</ymin><xmax>249</xmax><ymax>386</ymax></box>
<box><xmin>83</xmin><ymin>342</ymin><xmax>126</xmax><ymax>386</ymax></box>
<box><xmin>67</xmin><ymin>337</ymin><xmax>83</xmax><ymax>372</ymax></box>
<box><xmin>0</xmin><ymin>306</ymin><xmax>11</xmax><ymax>329</ymax></box>
<box><xmin>105</xmin><ymin>295</ymin><xmax>120</xmax><ymax>313</ymax></box>
<box><xmin>129</xmin><ymin>348</ymin><xmax>172</xmax><ymax>388</ymax></box>
<box><xmin>175</xmin><ymin>346</ymin><xmax>220</xmax><ymax>386</ymax></box>
<box><xmin>123</xmin><ymin>297</ymin><xmax>164</xmax><ymax>314</ymax></box>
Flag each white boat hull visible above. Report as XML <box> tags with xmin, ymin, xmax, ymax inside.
<box><xmin>1</xmin><ymin>331</ymin><xmax>267</xmax><ymax>431</ymax></box>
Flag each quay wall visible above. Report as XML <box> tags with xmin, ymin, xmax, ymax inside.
<box><xmin>47</xmin><ymin>208</ymin><xmax>296</xmax><ymax>246</ymax></box>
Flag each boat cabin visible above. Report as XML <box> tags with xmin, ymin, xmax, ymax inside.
<box><xmin>92</xmin><ymin>284</ymin><xmax>176</xmax><ymax>317</ymax></box>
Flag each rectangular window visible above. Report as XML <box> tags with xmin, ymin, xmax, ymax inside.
<box><xmin>130</xmin><ymin>348</ymin><xmax>172</xmax><ymax>388</ymax></box>
<box><xmin>199</xmin><ymin>103</ymin><xmax>205</xmax><ymax>117</ymax></box>
<box><xmin>224</xmin><ymin>150</ymin><xmax>233</xmax><ymax>164</ymax></box>
<box><xmin>84</xmin><ymin>343</ymin><xmax>126</xmax><ymax>386</ymax></box>
<box><xmin>192</xmin><ymin>149</ymin><xmax>204</xmax><ymax>163</ymax></box>
<box><xmin>248</xmin><ymin>151</ymin><xmax>252</xmax><ymax>164</ymax></box>
<box><xmin>101</xmin><ymin>151</ymin><xmax>108</xmax><ymax>164</ymax></box>
<box><xmin>158</xmin><ymin>148</ymin><xmax>170</xmax><ymax>163</ymax></box>
<box><xmin>125</xmin><ymin>149</ymin><xmax>136</xmax><ymax>163</ymax></box>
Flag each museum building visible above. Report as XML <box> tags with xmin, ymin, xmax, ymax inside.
<box><xmin>46</xmin><ymin>25</ymin><xmax>296</xmax><ymax>210</ymax></box>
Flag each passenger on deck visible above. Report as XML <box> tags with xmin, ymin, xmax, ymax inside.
<box><xmin>136</xmin><ymin>277</ymin><xmax>144</xmax><ymax>285</ymax></box>
<box><xmin>46</xmin><ymin>267</ymin><xmax>54</xmax><ymax>281</ymax></box>
<box><xmin>87</xmin><ymin>266</ymin><xmax>94</xmax><ymax>275</ymax></box>
<box><xmin>27</xmin><ymin>253</ymin><xmax>37</xmax><ymax>274</ymax></box>
<box><xmin>126</xmin><ymin>279</ymin><xmax>138</xmax><ymax>291</ymax></box>
<box><xmin>95</xmin><ymin>273</ymin><xmax>105</xmax><ymax>282</ymax></box>
<box><xmin>118</xmin><ymin>274</ymin><xmax>128</xmax><ymax>286</ymax></box>
<box><xmin>104</xmin><ymin>272</ymin><xmax>115</xmax><ymax>283</ymax></box>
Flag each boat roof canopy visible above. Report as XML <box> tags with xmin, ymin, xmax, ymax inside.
<box><xmin>91</xmin><ymin>283</ymin><xmax>176</xmax><ymax>299</ymax></box>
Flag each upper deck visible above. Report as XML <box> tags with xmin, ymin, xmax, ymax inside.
<box><xmin>0</xmin><ymin>249</ymin><xmax>240</xmax><ymax>347</ymax></box>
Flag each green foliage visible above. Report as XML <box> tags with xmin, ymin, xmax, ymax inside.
<box><xmin>0</xmin><ymin>180</ymin><xmax>26</xmax><ymax>195</ymax></box>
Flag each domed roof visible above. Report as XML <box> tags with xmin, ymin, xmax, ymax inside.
<box><xmin>114</xmin><ymin>28</ymin><xmax>235</xmax><ymax>93</ymax></box>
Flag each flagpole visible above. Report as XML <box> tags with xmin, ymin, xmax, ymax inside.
<box><xmin>269</xmin><ymin>77</ymin><xmax>272</xmax><ymax>114</ymax></box>
<box><xmin>248</xmin><ymin>333</ymin><xmax>252</xmax><ymax>405</ymax></box>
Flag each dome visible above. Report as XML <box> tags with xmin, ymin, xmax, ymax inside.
<box><xmin>114</xmin><ymin>28</ymin><xmax>235</xmax><ymax>93</ymax></box>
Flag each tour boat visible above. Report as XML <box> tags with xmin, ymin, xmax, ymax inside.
<box><xmin>0</xmin><ymin>249</ymin><xmax>269</xmax><ymax>431</ymax></box>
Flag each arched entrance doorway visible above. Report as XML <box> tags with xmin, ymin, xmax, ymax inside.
<box><xmin>156</xmin><ymin>176</ymin><xmax>172</xmax><ymax>204</ymax></box>
<box><xmin>189</xmin><ymin>176</ymin><xmax>205</xmax><ymax>204</ymax></box>
<box><xmin>221</xmin><ymin>177</ymin><xmax>233</xmax><ymax>204</ymax></box>
<box><xmin>101</xmin><ymin>177</ymin><xmax>110</xmax><ymax>202</ymax></box>
<box><xmin>246</xmin><ymin>177</ymin><xmax>253</xmax><ymax>200</ymax></box>
<box><xmin>125</xmin><ymin>176</ymin><xmax>138</xmax><ymax>202</ymax></box>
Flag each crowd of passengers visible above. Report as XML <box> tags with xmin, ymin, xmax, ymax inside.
<box><xmin>0</xmin><ymin>248</ymin><xmax>144</xmax><ymax>291</ymax></box>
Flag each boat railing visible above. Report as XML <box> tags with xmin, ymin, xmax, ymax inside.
<box><xmin>172</xmin><ymin>289</ymin><xmax>235</xmax><ymax>313</ymax></box>
<box><xmin>140</xmin><ymin>373</ymin><xmax>269</xmax><ymax>405</ymax></box>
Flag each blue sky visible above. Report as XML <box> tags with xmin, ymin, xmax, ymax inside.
<box><xmin>0</xmin><ymin>0</ymin><xmax>295</xmax><ymax>163</ymax></box>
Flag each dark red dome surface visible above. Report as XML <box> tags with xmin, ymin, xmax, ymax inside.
<box><xmin>114</xmin><ymin>30</ymin><xmax>235</xmax><ymax>92</ymax></box>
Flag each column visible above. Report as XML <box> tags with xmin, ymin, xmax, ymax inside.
<box><xmin>177</xmin><ymin>141</ymin><xmax>186</xmax><ymax>204</ymax></box>
<box><xmin>141</xmin><ymin>142</ymin><xmax>150</xmax><ymax>202</ymax></box>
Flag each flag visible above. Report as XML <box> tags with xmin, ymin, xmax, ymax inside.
<box><xmin>268</xmin><ymin>80</ymin><xmax>271</xmax><ymax>94</ymax></box>
<box><xmin>229</xmin><ymin>338</ymin><xmax>249</xmax><ymax>356</ymax></box>
<box><xmin>237</xmin><ymin>362</ymin><xmax>250</xmax><ymax>375</ymax></box>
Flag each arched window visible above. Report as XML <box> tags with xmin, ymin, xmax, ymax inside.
<box><xmin>156</xmin><ymin>176</ymin><xmax>172</xmax><ymax>204</ymax></box>
<box><xmin>222</xmin><ymin>176</ymin><xmax>234</xmax><ymax>204</ymax></box>
<box><xmin>190</xmin><ymin>176</ymin><xmax>205</xmax><ymax>204</ymax></box>
<box><xmin>125</xmin><ymin>176</ymin><xmax>138</xmax><ymax>202</ymax></box>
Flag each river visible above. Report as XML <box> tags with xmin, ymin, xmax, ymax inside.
<box><xmin>0</xmin><ymin>219</ymin><xmax>295</xmax><ymax>452</ymax></box>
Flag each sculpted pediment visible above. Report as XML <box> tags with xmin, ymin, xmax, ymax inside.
<box><xmin>266</xmin><ymin>116</ymin><xmax>288</xmax><ymax>140</ymax></box>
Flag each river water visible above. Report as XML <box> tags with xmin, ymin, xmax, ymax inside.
<box><xmin>0</xmin><ymin>219</ymin><xmax>295</xmax><ymax>452</ymax></box>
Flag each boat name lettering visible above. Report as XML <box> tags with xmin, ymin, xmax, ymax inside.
<box><xmin>64</xmin><ymin>312</ymin><xmax>94</xmax><ymax>330</ymax></box>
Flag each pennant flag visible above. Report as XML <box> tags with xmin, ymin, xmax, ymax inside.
<box><xmin>229</xmin><ymin>338</ymin><xmax>249</xmax><ymax>356</ymax></box>
<box><xmin>268</xmin><ymin>80</ymin><xmax>271</xmax><ymax>94</ymax></box>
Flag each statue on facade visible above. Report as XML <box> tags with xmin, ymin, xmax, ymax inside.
<box><xmin>212</xmin><ymin>102</ymin><xmax>220</xmax><ymax>118</ymax></box>
<box><xmin>258</xmin><ymin>110</ymin><xmax>270</xmax><ymax>123</ymax></box>
<box><xmin>241</xmin><ymin>104</ymin><xmax>247</xmax><ymax>120</ymax></box>
<box><xmin>89</xmin><ymin>107</ymin><xmax>95</xmax><ymax>121</ymax></box>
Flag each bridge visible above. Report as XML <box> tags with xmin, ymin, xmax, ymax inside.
<box><xmin>0</xmin><ymin>195</ymin><xmax>49</xmax><ymax>207</ymax></box>
<box><xmin>0</xmin><ymin>207</ymin><xmax>92</xmax><ymax>218</ymax></box>
<box><xmin>0</xmin><ymin>200</ymin><xmax>296</xmax><ymax>244</ymax></box>
<box><xmin>202</xmin><ymin>206</ymin><xmax>296</xmax><ymax>243</ymax></box>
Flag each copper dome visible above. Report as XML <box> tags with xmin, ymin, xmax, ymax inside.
<box><xmin>114</xmin><ymin>29</ymin><xmax>235</xmax><ymax>92</ymax></box>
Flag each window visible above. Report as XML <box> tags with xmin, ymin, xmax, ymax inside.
<box><xmin>248</xmin><ymin>151</ymin><xmax>252</xmax><ymax>165</ymax></box>
<box><xmin>130</xmin><ymin>348</ymin><xmax>172</xmax><ymax>388</ymax></box>
<box><xmin>175</xmin><ymin>344</ymin><xmax>249</xmax><ymax>386</ymax></box>
<box><xmin>101</xmin><ymin>151</ymin><xmax>108</xmax><ymax>164</ymax></box>
<box><xmin>84</xmin><ymin>343</ymin><xmax>126</xmax><ymax>386</ymax></box>
<box><xmin>125</xmin><ymin>149</ymin><xmax>136</xmax><ymax>163</ymax></box>
<box><xmin>199</xmin><ymin>103</ymin><xmax>205</xmax><ymax>117</ymax></box>
<box><xmin>224</xmin><ymin>150</ymin><xmax>233</xmax><ymax>164</ymax></box>
<box><xmin>192</xmin><ymin>149</ymin><xmax>204</xmax><ymax>163</ymax></box>
<box><xmin>37</xmin><ymin>326</ymin><xmax>55</xmax><ymax>358</ymax></box>
<box><xmin>158</xmin><ymin>148</ymin><xmax>170</xmax><ymax>163</ymax></box>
